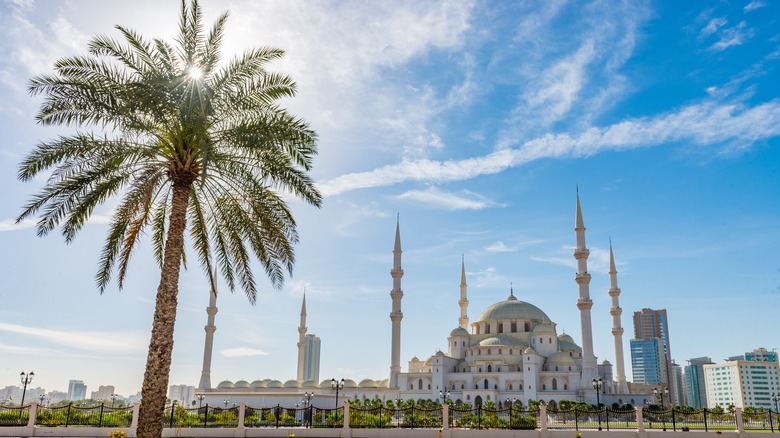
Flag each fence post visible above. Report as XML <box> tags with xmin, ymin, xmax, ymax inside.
<box><xmin>99</xmin><ymin>402</ymin><xmax>105</xmax><ymax>427</ymax></box>
<box><xmin>735</xmin><ymin>407</ymin><xmax>744</xmax><ymax>433</ymax></box>
<box><xmin>442</xmin><ymin>403</ymin><xmax>449</xmax><ymax>430</ymax></box>
<box><xmin>343</xmin><ymin>401</ymin><xmax>350</xmax><ymax>429</ymax></box>
<box><xmin>26</xmin><ymin>402</ymin><xmax>38</xmax><ymax>428</ymax></box>
<box><xmin>275</xmin><ymin>404</ymin><xmax>280</xmax><ymax>428</ymax></box>
<box><xmin>540</xmin><ymin>403</ymin><xmax>548</xmax><ymax>432</ymax></box>
<box><xmin>636</xmin><ymin>406</ymin><xmax>644</xmax><ymax>432</ymax></box>
<box><xmin>66</xmin><ymin>403</ymin><xmax>72</xmax><ymax>427</ymax></box>
<box><xmin>238</xmin><ymin>402</ymin><xmax>246</xmax><ymax>429</ymax></box>
<box><xmin>130</xmin><ymin>402</ymin><xmax>140</xmax><ymax>436</ymax></box>
<box><xmin>203</xmin><ymin>404</ymin><xmax>208</xmax><ymax>428</ymax></box>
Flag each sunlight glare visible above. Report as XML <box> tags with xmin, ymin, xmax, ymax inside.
<box><xmin>188</xmin><ymin>66</ymin><xmax>203</xmax><ymax>80</ymax></box>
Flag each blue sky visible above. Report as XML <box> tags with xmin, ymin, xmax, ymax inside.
<box><xmin>1</xmin><ymin>0</ymin><xmax>778</xmax><ymax>397</ymax></box>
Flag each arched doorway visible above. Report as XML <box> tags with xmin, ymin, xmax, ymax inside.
<box><xmin>474</xmin><ymin>395</ymin><xmax>483</xmax><ymax>408</ymax></box>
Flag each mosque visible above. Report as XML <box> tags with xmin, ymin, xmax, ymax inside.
<box><xmin>195</xmin><ymin>193</ymin><xmax>651</xmax><ymax>408</ymax></box>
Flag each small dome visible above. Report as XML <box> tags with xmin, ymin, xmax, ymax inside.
<box><xmin>319</xmin><ymin>380</ymin><xmax>331</xmax><ymax>388</ymax></box>
<box><xmin>234</xmin><ymin>380</ymin><xmax>250</xmax><ymax>388</ymax></box>
<box><xmin>602</xmin><ymin>359</ymin><xmax>612</xmax><ymax>365</ymax></box>
<box><xmin>283</xmin><ymin>380</ymin><xmax>299</xmax><ymax>388</ymax></box>
<box><xmin>532</xmin><ymin>323</ymin><xmax>556</xmax><ymax>334</ymax></box>
<box><xmin>435</xmin><ymin>350</ymin><xmax>445</xmax><ymax>356</ymax></box>
<box><xmin>378</xmin><ymin>379</ymin><xmax>389</xmax><ymax>388</ymax></box>
<box><xmin>524</xmin><ymin>347</ymin><xmax>537</xmax><ymax>355</ymax></box>
<box><xmin>358</xmin><ymin>379</ymin><xmax>378</xmax><ymax>388</ymax></box>
<box><xmin>344</xmin><ymin>379</ymin><xmax>358</xmax><ymax>388</ymax></box>
<box><xmin>250</xmin><ymin>380</ymin><xmax>266</xmax><ymax>388</ymax></box>
<box><xmin>479</xmin><ymin>336</ymin><xmax>522</xmax><ymax>347</ymax></box>
<box><xmin>301</xmin><ymin>380</ymin><xmax>319</xmax><ymax>388</ymax></box>
<box><xmin>546</xmin><ymin>351</ymin><xmax>576</xmax><ymax>365</ymax></box>
<box><xmin>450</xmin><ymin>327</ymin><xmax>469</xmax><ymax>337</ymax></box>
<box><xmin>266</xmin><ymin>380</ymin><xmax>283</xmax><ymax>388</ymax></box>
<box><xmin>217</xmin><ymin>380</ymin><xmax>234</xmax><ymax>389</ymax></box>
<box><xmin>411</xmin><ymin>356</ymin><xmax>420</xmax><ymax>362</ymax></box>
<box><xmin>558</xmin><ymin>333</ymin><xmax>575</xmax><ymax>343</ymax></box>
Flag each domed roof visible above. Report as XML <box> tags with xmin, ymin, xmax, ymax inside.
<box><xmin>301</xmin><ymin>380</ymin><xmax>319</xmax><ymax>388</ymax></box>
<box><xmin>234</xmin><ymin>380</ymin><xmax>250</xmax><ymax>388</ymax></box>
<box><xmin>358</xmin><ymin>379</ymin><xmax>378</xmax><ymax>388</ymax></box>
<box><xmin>283</xmin><ymin>380</ymin><xmax>299</xmax><ymax>388</ymax></box>
<box><xmin>266</xmin><ymin>380</ymin><xmax>283</xmax><ymax>388</ymax></box>
<box><xmin>249</xmin><ymin>380</ymin><xmax>266</xmax><ymax>388</ymax></box>
<box><xmin>319</xmin><ymin>380</ymin><xmax>332</xmax><ymax>388</ymax></box>
<box><xmin>479</xmin><ymin>336</ymin><xmax>522</xmax><ymax>347</ymax></box>
<box><xmin>532</xmin><ymin>323</ymin><xmax>556</xmax><ymax>334</ymax></box>
<box><xmin>344</xmin><ymin>379</ymin><xmax>358</xmax><ymax>388</ymax></box>
<box><xmin>602</xmin><ymin>359</ymin><xmax>612</xmax><ymax>365</ymax></box>
<box><xmin>558</xmin><ymin>333</ymin><xmax>575</xmax><ymax>343</ymax></box>
<box><xmin>475</xmin><ymin>293</ymin><xmax>551</xmax><ymax>323</ymax></box>
<box><xmin>546</xmin><ymin>351</ymin><xmax>576</xmax><ymax>364</ymax></box>
<box><xmin>450</xmin><ymin>327</ymin><xmax>469</xmax><ymax>337</ymax></box>
<box><xmin>524</xmin><ymin>347</ymin><xmax>537</xmax><ymax>355</ymax></box>
<box><xmin>217</xmin><ymin>380</ymin><xmax>234</xmax><ymax>389</ymax></box>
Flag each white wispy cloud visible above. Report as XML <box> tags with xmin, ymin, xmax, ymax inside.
<box><xmin>700</xmin><ymin>17</ymin><xmax>727</xmax><ymax>38</ymax></box>
<box><xmin>710</xmin><ymin>21</ymin><xmax>754</xmax><ymax>51</ymax></box>
<box><xmin>319</xmin><ymin>99</ymin><xmax>780</xmax><ymax>196</ymax></box>
<box><xmin>531</xmin><ymin>246</ymin><xmax>611</xmax><ymax>273</ymax></box>
<box><xmin>0</xmin><ymin>322</ymin><xmax>146</xmax><ymax>353</ymax></box>
<box><xmin>395</xmin><ymin>187</ymin><xmax>505</xmax><ymax>210</ymax></box>
<box><xmin>220</xmin><ymin>347</ymin><xmax>270</xmax><ymax>358</ymax></box>
<box><xmin>743</xmin><ymin>1</ymin><xmax>766</xmax><ymax>12</ymax></box>
<box><xmin>0</xmin><ymin>218</ymin><xmax>36</xmax><ymax>232</ymax></box>
<box><xmin>484</xmin><ymin>241</ymin><xmax>514</xmax><ymax>253</ymax></box>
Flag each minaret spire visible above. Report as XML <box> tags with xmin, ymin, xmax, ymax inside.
<box><xmin>198</xmin><ymin>272</ymin><xmax>219</xmax><ymax>389</ymax></box>
<box><xmin>389</xmin><ymin>215</ymin><xmax>404</xmax><ymax>388</ymax></box>
<box><xmin>296</xmin><ymin>291</ymin><xmax>308</xmax><ymax>381</ymax></box>
<box><xmin>608</xmin><ymin>239</ymin><xmax>629</xmax><ymax>393</ymax></box>
<box><xmin>458</xmin><ymin>254</ymin><xmax>469</xmax><ymax>330</ymax></box>
<box><xmin>573</xmin><ymin>189</ymin><xmax>598</xmax><ymax>398</ymax></box>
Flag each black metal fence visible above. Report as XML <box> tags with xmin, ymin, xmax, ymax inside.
<box><xmin>0</xmin><ymin>405</ymin><xmax>29</xmax><ymax>426</ymax></box>
<box><xmin>34</xmin><ymin>404</ymin><xmax>133</xmax><ymax>427</ymax></box>
<box><xmin>643</xmin><ymin>408</ymin><xmax>736</xmax><ymax>431</ymax></box>
<box><xmin>349</xmin><ymin>405</ymin><xmax>441</xmax><ymax>428</ymax></box>
<box><xmin>449</xmin><ymin>406</ymin><xmax>538</xmax><ymax>430</ymax></box>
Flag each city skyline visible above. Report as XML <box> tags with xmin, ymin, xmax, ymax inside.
<box><xmin>1</xmin><ymin>0</ymin><xmax>779</xmax><ymax>397</ymax></box>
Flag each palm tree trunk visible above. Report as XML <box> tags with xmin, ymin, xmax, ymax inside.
<box><xmin>136</xmin><ymin>181</ymin><xmax>191</xmax><ymax>438</ymax></box>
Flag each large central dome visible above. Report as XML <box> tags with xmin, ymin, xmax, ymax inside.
<box><xmin>475</xmin><ymin>294</ymin><xmax>551</xmax><ymax>323</ymax></box>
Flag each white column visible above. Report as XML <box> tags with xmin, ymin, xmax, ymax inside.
<box><xmin>574</xmin><ymin>191</ymin><xmax>598</xmax><ymax>389</ymax></box>
<box><xmin>459</xmin><ymin>255</ymin><xmax>469</xmax><ymax>330</ymax></box>
<box><xmin>297</xmin><ymin>294</ymin><xmax>307</xmax><ymax>381</ymax></box>
<box><xmin>608</xmin><ymin>240</ymin><xmax>629</xmax><ymax>394</ymax></box>
<box><xmin>389</xmin><ymin>217</ymin><xmax>404</xmax><ymax>388</ymax></box>
<box><xmin>198</xmin><ymin>281</ymin><xmax>219</xmax><ymax>389</ymax></box>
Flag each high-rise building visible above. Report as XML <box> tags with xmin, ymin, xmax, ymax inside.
<box><xmin>684</xmin><ymin>356</ymin><xmax>714</xmax><ymax>408</ymax></box>
<box><xmin>168</xmin><ymin>385</ymin><xmax>196</xmax><ymax>406</ymax></box>
<box><xmin>672</xmin><ymin>361</ymin><xmax>686</xmax><ymax>406</ymax></box>
<box><xmin>704</xmin><ymin>359</ymin><xmax>780</xmax><ymax>409</ymax></box>
<box><xmin>90</xmin><ymin>385</ymin><xmax>115</xmax><ymax>401</ymax></box>
<box><xmin>630</xmin><ymin>338</ymin><xmax>667</xmax><ymax>385</ymax></box>
<box><xmin>631</xmin><ymin>308</ymin><xmax>674</xmax><ymax>405</ymax></box>
<box><xmin>303</xmin><ymin>334</ymin><xmax>321</xmax><ymax>382</ymax></box>
<box><xmin>67</xmin><ymin>380</ymin><xmax>87</xmax><ymax>401</ymax></box>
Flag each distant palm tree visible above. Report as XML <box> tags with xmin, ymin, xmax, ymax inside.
<box><xmin>18</xmin><ymin>1</ymin><xmax>321</xmax><ymax>437</ymax></box>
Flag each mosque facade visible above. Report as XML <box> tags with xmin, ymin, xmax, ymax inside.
<box><xmin>196</xmin><ymin>193</ymin><xmax>651</xmax><ymax>408</ymax></box>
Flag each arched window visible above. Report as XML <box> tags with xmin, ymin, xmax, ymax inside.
<box><xmin>552</xmin><ymin>379</ymin><xmax>558</xmax><ymax>390</ymax></box>
<box><xmin>418</xmin><ymin>379</ymin><xmax>423</xmax><ymax>390</ymax></box>
<box><xmin>485</xmin><ymin>325</ymin><xmax>490</xmax><ymax>334</ymax></box>
<box><xmin>564</xmin><ymin>384</ymin><xmax>568</xmax><ymax>390</ymax></box>
<box><xmin>462</xmin><ymin>341</ymin><xmax>466</xmax><ymax>346</ymax></box>
<box><xmin>453</xmin><ymin>341</ymin><xmax>456</xmax><ymax>347</ymax></box>
<box><xmin>484</xmin><ymin>379</ymin><xmax>488</xmax><ymax>389</ymax></box>
<box><xmin>479</xmin><ymin>368</ymin><xmax>482</xmax><ymax>372</ymax></box>
<box><xmin>511</xmin><ymin>322</ymin><xmax>517</xmax><ymax>332</ymax></box>
<box><xmin>555</xmin><ymin>366</ymin><xmax>559</xmax><ymax>371</ymax></box>
<box><xmin>498</xmin><ymin>323</ymin><xmax>503</xmax><ymax>333</ymax></box>
<box><xmin>549</xmin><ymin>337</ymin><xmax>552</xmax><ymax>343</ymax></box>
<box><xmin>498</xmin><ymin>367</ymin><xmax>501</xmax><ymax>372</ymax></box>
<box><xmin>452</xmin><ymin>384</ymin><xmax>455</xmax><ymax>390</ymax></box>
<box><xmin>461</xmin><ymin>384</ymin><xmax>464</xmax><ymax>390</ymax></box>
<box><xmin>509</xmin><ymin>349</ymin><xmax>513</xmax><ymax>355</ymax></box>
<box><xmin>509</xmin><ymin>383</ymin><xmax>513</xmax><ymax>390</ymax></box>
<box><xmin>478</xmin><ymin>350</ymin><xmax>481</xmax><ymax>355</ymax></box>
<box><xmin>494</xmin><ymin>384</ymin><xmax>497</xmax><ymax>390</ymax></box>
<box><xmin>569</xmin><ymin>366</ymin><xmax>572</xmax><ymax>371</ymax></box>
<box><xmin>428</xmin><ymin>384</ymin><xmax>431</xmax><ymax>390</ymax></box>
<box><xmin>488</xmin><ymin>349</ymin><xmax>491</xmax><ymax>355</ymax></box>
<box><xmin>539</xmin><ymin>337</ymin><xmax>543</xmax><ymax>343</ymax></box>
<box><xmin>466</xmin><ymin>395</ymin><xmax>471</xmax><ymax>401</ymax></box>
<box><xmin>542</xmin><ymin>384</ymin><xmax>546</xmax><ymax>390</ymax></box>
<box><xmin>487</xmin><ymin>364</ymin><xmax>492</xmax><ymax>372</ymax></box>
<box><xmin>409</xmin><ymin>383</ymin><xmax>413</xmax><ymax>389</ymax></box>
<box><xmin>525</xmin><ymin>322</ymin><xmax>530</xmax><ymax>331</ymax></box>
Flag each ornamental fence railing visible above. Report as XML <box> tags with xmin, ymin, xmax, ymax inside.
<box><xmin>1</xmin><ymin>402</ymin><xmax>779</xmax><ymax>432</ymax></box>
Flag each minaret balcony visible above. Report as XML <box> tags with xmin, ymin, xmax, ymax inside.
<box><xmin>573</xmin><ymin>249</ymin><xmax>590</xmax><ymax>259</ymax></box>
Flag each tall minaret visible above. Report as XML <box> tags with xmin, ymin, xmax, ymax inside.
<box><xmin>608</xmin><ymin>240</ymin><xmax>629</xmax><ymax>393</ymax></box>
<box><xmin>574</xmin><ymin>190</ymin><xmax>598</xmax><ymax>388</ymax></box>
<box><xmin>296</xmin><ymin>293</ymin><xmax>307</xmax><ymax>382</ymax></box>
<box><xmin>458</xmin><ymin>255</ymin><xmax>469</xmax><ymax>330</ymax></box>
<box><xmin>389</xmin><ymin>216</ymin><xmax>404</xmax><ymax>388</ymax></box>
<box><xmin>198</xmin><ymin>276</ymin><xmax>219</xmax><ymax>389</ymax></box>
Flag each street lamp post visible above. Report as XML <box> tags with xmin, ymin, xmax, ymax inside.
<box><xmin>302</xmin><ymin>392</ymin><xmax>314</xmax><ymax>427</ymax></box>
<box><xmin>592</xmin><ymin>378</ymin><xmax>603</xmax><ymax>430</ymax></box>
<box><xmin>439</xmin><ymin>390</ymin><xmax>450</xmax><ymax>403</ymax></box>
<box><xmin>654</xmin><ymin>387</ymin><xmax>669</xmax><ymax>431</ymax></box>
<box><xmin>223</xmin><ymin>399</ymin><xmax>229</xmax><ymax>409</ymax></box>
<box><xmin>331</xmin><ymin>378</ymin><xmax>345</xmax><ymax>409</ymax></box>
<box><xmin>110</xmin><ymin>394</ymin><xmax>117</xmax><ymax>408</ymax></box>
<box><xmin>19</xmin><ymin>372</ymin><xmax>34</xmax><ymax>407</ymax></box>
<box><xmin>197</xmin><ymin>394</ymin><xmax>205</xmax><ymax>409</ymax></box>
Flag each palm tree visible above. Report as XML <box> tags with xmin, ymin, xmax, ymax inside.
<box><xmin>17</xmin><ymin>1</ymin><xmax>321</xmax><ymax>437</ymax></box>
